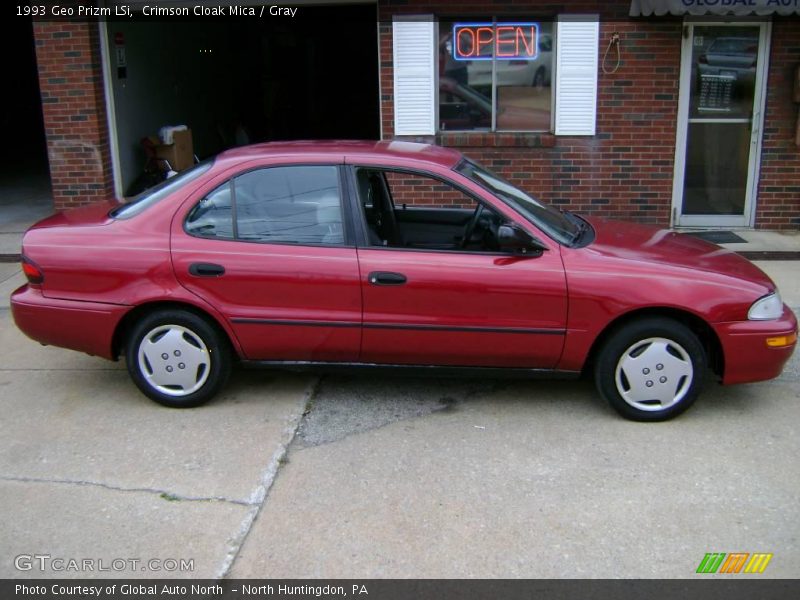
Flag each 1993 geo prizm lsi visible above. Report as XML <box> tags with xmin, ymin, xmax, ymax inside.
<box><xmin>11</xmin><ymin>141</ymin><xmax>797</xmax><ymax>421</ymax></box>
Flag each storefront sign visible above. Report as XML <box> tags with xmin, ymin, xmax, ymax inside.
<box><xmin>631</xmin><ymin>0</ymin><xmax>800</xmax><ymax>15</ymax></box>
<box><xmin>698</xmin><ymin>73</ymin><xmax>735</xmax><ymax>112</ymax></box>
<box><xmin>452</xmin><ymin>23</ymin><xmax>539</xmax><ymax>61</ymax></box>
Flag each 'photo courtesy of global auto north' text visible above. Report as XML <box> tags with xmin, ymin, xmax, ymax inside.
<box><xmin>1</xmin><ymin>1</ymin><xmax>799</xmax><ymax>598</ymax></box>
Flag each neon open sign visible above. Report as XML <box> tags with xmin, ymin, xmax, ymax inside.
<box><xmin>453</xmin><ymin>23</ymin><xmax>539</xmax><ymax>61</ymax></box>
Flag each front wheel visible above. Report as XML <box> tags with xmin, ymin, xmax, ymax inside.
<box><xmin>594</xmin><ymin>317</ymin><xmax>706</xmax><ymax>421</ymax></box>
<box><xmin>125</xmin><ymin>309</ymin><xmax>231</xmax><ymax>408</ymax></box>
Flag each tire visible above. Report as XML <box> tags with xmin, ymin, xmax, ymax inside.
<box><xmin>125</xmin><ymin>309</ymin><xmax>231</xmax><ymax>408</ymax></box>
<box><xmin>594</xmin><ymin>317</ymin><xmax>706</xmax><ymax>421</ymax></box>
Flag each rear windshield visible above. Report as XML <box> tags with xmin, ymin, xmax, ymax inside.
<box><xmin>110</xmin><ymin>159</ymin><xmax>214</xmax><ymax>219</ymax></box>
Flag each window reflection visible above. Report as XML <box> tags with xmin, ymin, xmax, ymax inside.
<box><xmin>691</xmin><ymin>27</ymin><xmax>757</xmax><ymax>118</ymax></box>
<box><xmin>186</xmin><ymin>183</ymin><xmax>234</xmax><ymax>239</ymax></box>
<box><xmin>439</xmin><ymin>21</ymin><xmax>553</xmax><ymax>132</ymax></box>
<box><xmin>235</xmin><ymin>166</ymin><xmax>343</xmax><ymax>245</ymax></box>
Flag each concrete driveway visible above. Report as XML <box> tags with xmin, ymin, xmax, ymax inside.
<box><xmin>0</xmin><ymin>265</ymin><xmax>315</xmax><ymax>578</ymax></box>
<box><xmin>1</xmin><ymin>261</ymin><xmax>798</xmax><ymax>578</ymax></box>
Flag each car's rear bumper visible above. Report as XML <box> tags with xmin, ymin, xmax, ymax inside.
<box><xmin>10</xmin><ymin>284</ymin><xmax>128</xmax><ymax>360</ymax></box>
<box><xmin>715</xmin><ymin>305</ymin><xmax>798</xmax><ymax>385</ymax></box>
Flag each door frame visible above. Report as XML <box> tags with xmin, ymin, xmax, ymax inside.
<box><xmin>98</xmin><ymin>21</ymin><xmax>125</xmax><ymax>200</ymax></box>
<box><xmin>670</xmin><ymin>20</ymin><xmax>772</xmax><ymax>229</ymax></box>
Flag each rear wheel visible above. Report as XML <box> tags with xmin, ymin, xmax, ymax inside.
<box><xmin>125</xmin><ymin>309</ymin><xmax>231</xmax><ymax>408</ymax></box>
<box><xmin>594</xmin><ymin>317</ymin><xmax>706</xmax><ymax>421</ymax></box>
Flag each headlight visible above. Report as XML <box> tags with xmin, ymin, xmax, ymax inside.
<box><xmin>748</xmin><ymin>292</ymin><xmax>783</xmax><ymax>320</ymax></box>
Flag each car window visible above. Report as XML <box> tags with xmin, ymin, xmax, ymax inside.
<box><xmin>356</xmin><ymin>167</ymin><xmax>509</xmax><ymax>253</ymax></box>
<box><xmin>185</xmin><ymin>183</ymin><xmax>234</xmax><ymax>239</ymax></box>
<box><xmin>456</xmin><ymin>158</ymin><xmax>579</xmax><ymax>245</ymax></box>
<box><xmin>234</xmin><ymin>165</ymin><xmax>344</xmax><ymax>246</ymax></box>
<box><xmin>111</xmin><ymin>159</ymin><xmax>213</xmax><ymax>219</ymax></box>
<box><xmin>709</xmin><ymin>38</ymin><xmax>757</xmax><ymax>54</ymax></box>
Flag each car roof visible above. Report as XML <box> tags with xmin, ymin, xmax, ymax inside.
<box><xmin>215</xmin><ymin>140</ymin><xmax>463</xmax><ymax>170</ymax></box>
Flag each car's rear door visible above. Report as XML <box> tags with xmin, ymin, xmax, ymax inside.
<box><xmin>171</xmin><ymin>161</ymin><xmax>362</xmax><ymax>362</ymax></box>
<box><xmin>349</xmin><ymin>165</ymin><xmax>568</xmax><ymax>369</ymax></box>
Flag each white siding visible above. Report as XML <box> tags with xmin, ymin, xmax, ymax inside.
<box><xmin>393</xmin><ymin>18</ymin><xmax>436</xmax><ymax>136</ymax></box>
<box><xmin>555</xmin><ymin>17</ymin><xmax>599</xmax><ymax>136</ymax></box>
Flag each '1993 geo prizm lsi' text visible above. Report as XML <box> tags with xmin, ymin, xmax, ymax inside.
<box><xmin>11</xmin><ymin>141</ymin><xmax>798</xmax><ymax>421</ymax></box>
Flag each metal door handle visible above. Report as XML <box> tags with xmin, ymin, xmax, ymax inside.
<box><xmin>368</xmin><ymin>271</ymin><xmax>407</xmax><ymax>286</ymax></box>
<box><xmin>189</xmin><ymin>262</ymin><xmax>225</xmax><ymax>277</ymax></box>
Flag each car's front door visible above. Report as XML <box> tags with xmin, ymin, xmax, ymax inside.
<box><xmin>172</xmin><ymin>163</ymin><xmax>361</xmax><ymax>362</ymax></box>
<box><xmin>350</xmin><ymin>166</ymin><xmax>568</xmax><ymax>369</ymax></box>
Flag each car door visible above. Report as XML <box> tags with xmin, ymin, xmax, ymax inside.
<box><xmin>171</xmin><ymin>162</ymin><xmax>362</xmax><ymax>362</ymax></box>
<box><xmin>349</xmin><ymin>165</ymin><xmax>568</xmax><ymax>369</ymax></box>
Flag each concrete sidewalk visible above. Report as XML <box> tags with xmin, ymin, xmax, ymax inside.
<box><xmin>718</xmin><ymin>229</ymin><xmax>800</xmax><ymax>260</ymax></box>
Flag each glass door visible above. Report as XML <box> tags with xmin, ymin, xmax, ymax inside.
<box><xmin>672</xmin><ymin>23</ymin><xmax>769</xmax><ymax>228</ymax></box>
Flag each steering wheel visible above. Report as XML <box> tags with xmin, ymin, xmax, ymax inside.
<box><xmin>460</xmin><ymin>203</ymin><xmax>484</xmax><ymax>249</ymax></box>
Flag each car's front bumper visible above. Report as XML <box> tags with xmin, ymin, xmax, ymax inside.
<box><xmin>10</xmin><ymin>284</ymin><xmax>128</xmax><ymax>360</ymax></box>
<box><xmin>715</xmin><ymin>304</ymin><xmax>798</xmax><ymax>385</ymax></box>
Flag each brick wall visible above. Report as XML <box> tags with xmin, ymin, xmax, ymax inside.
<box><xmin>379</xmin><ymin>0</ymin><xmax>799</xmax><ymax>229</ymax></box>
<box><xmin>757</xmin><ymin>19</ymin><xmax>800</xmax><ymax>228</ymax></box>
<box><xmin>385</xmin><ymin>171</ymin><xmax>471</xmax><ymax>208</ymax></box>
<box><xmin>33</xmin><ymin>20</ymin><xmax>114</xmax><ymax>210</ymax></box>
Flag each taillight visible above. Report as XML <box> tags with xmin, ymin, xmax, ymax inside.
<box><xmin>21</xmin><ymin>256</ymin><xmax>44</xmax><ymax>285</ymax></box>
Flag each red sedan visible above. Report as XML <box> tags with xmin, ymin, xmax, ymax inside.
<box><xmin>11</xmin><ymin>141</ymin><xmax>797</xmax><ymax>421</ymax></box>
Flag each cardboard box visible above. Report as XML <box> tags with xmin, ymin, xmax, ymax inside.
<box><xmin>152</xmin><ymin>129</ymin><xmax>193</xmax><ymax>171</ymax></box>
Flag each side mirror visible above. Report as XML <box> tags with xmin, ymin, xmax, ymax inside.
<box><xmin>497</xmin><ymin>224</ymin><xmax>546</xmax><ymax>256</ymax></box>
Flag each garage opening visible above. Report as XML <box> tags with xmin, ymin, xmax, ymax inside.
<box><xmin>0</xmin><ymin>16</ymin><xmax>52</xmax><ymax>254</ymax></box>
<box><xmin>105</xmin><ymin>5</ymin><xmax>379</xmax><ymax>196</ymax></box>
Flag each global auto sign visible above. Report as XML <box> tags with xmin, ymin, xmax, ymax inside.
<box><xmin>630</xmin><ymin>0</ymin><xmax>800</xmax><ymax>15</ymax></box>
<box><xmin>679</xmin><ymin>0</ymin><xmax>798</xmax><ymax>6</ymax></box>
<box><xmin>452</xmin><ymin>23</ymin><xmax>540</xmax><ymax>61</ymax></box>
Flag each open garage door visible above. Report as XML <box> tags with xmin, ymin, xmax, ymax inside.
<box><xmin>103</xmin><ymin>4</ymin><xmax>379</xmax><ymax>196</ymax></box>
<box><xmin>0</xmin><ymin>16</ymin><xmax>53</xmax><ymax>255</ymax></box>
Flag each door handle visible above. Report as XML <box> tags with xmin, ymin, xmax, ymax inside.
<box><xmin>368</xmin><ymin>271</ymin><xmax>407</xmax><ymax>286</ymax></box>
<box><xmin>189</xmin><ymin>262</ymin><xmax>225</xmax><ymax>277</ymax></box>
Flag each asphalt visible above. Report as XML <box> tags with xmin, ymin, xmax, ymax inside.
<box><xmin>0</xmin><ymin>261</ymin><xmax>798</xmax><ymax>578</ymax></box>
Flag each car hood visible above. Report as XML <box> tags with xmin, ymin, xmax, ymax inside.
<box><xmin>29</xmin><ymin>200</ymin><xmax>118</xmax><ymax>229</ymax></box>
<box><xmin>584</xmin><ymin>217</ymin><xmax>774</xmax><ymax>291</ymax></box>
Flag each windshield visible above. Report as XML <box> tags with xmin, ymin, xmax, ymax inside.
<box><xmin>455</xmin><ymin>159</ymin><xmax>579</xmax><ymax>245</ymax></box>
<box><xmin>110</xmin><ymin>159</ymin><xmax>214</xmax><ymax>219</ymax></box>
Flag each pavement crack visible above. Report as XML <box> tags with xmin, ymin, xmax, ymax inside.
<box><xmin>215</xmin><ymin>376</ymin><xmax>320</xmax><ymax>580</ymax></box>
<box><xmin>0</xmin><ymin>269</ymin><xmax>20</xmax><ymax>285</ymax></box>
<box><xmin>0</xmin><ymin>474</ymin><xmax>252</xmax><ymax>506</ymax></box>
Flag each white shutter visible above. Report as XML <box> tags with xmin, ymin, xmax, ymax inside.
<box><xmin>393</xmin><ymin>18</ymin><xmax>436</xmax><ymax>136</ymax></box>
<box><xmin>555</xmin><ymin>17</ymin><xmax>599</xmax><ymax>136</ymax></box>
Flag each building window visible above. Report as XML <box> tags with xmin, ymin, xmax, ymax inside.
<box><xmin>438</xmin><ymin>20</ymin><xmax>554</xmax><ymax>132</ymax></box>
<box><xmin>393</xmin><ymin>16</ymin><xmax>597</xmax><ymax>138</ymax></box>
